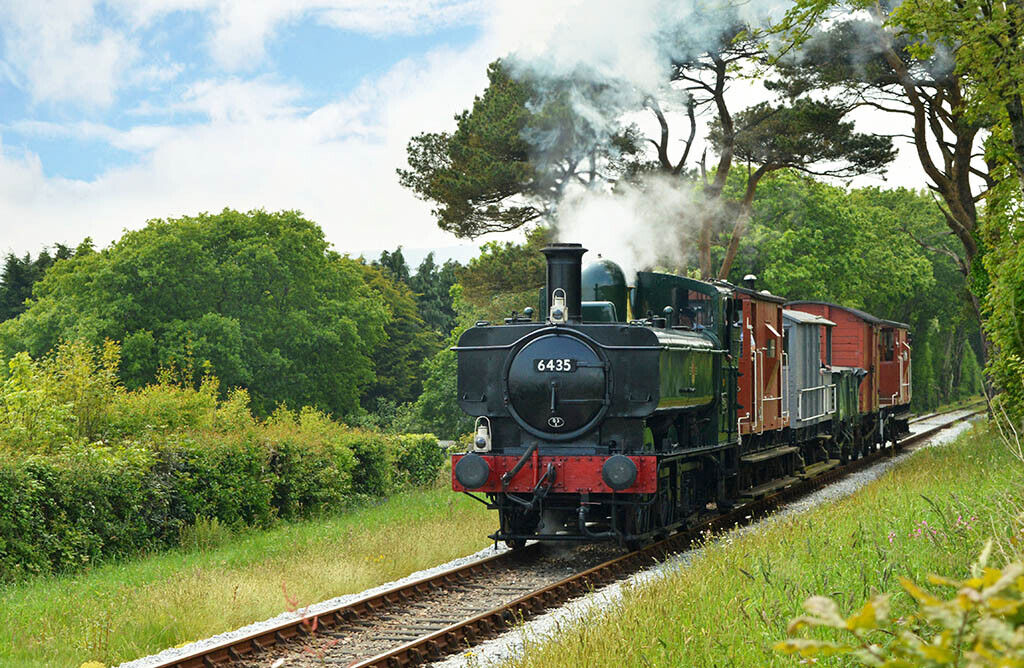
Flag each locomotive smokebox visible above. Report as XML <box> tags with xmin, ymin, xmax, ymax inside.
<box><xmin>542</xmin><ymin>243</ymin><xmax>587</xmax><ymax>323</ymax></box>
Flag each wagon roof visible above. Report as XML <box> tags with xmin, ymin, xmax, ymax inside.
<box><xmin>785</xmin><ymin>300</ymin><xmax>909</xmax><ymax>330</ymax></box>
<box><xmin>782</xmin><ymin>309</ymin><xmax>836</xmax><ymax>327</ymax></box>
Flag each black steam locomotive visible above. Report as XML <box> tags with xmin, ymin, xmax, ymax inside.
<box><xmin>451</xmin><ymin>243</ymin><xmax>910</xmax><ymax>548</ymax></box>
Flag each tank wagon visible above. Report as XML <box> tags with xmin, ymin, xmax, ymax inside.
<box><xmin>451</xmin><ymin>244</ymin><xmax>912</xmax><ymax>548</ymax></box>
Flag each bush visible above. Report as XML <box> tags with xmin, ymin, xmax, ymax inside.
<box><xmin>0</xmin><ymin>342</ymin><xmax>450</xmax><ymax>582</ymax></box>
<box><xmin>393</xmin><ymin>433</ymin><xmax>445</xmax><ymax>486</ymax></box>
<box><xmin>0</xmin><ymin>428</ymin><xmax>368</xmax><ymax>581</ymax></box>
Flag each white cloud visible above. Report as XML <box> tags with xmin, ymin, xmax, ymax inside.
<box><xmin>104</xmin><ymin>0</ymin><xmax>484</xmax><ymax>70</ymax></box>
<box><xmin>0</xmin><ymin>0</ymin><xmax>140</xmax><ymax>107</ymax></box>
<box><xmin>0</xmin><ymin>0</ymin><xmax>483</xmax><ymax>108</ymax></box>
<box><xmin>0</xmin><ymin>40</ymin><xmax>496</xmax><ymax>257</ymax></box>
<box><xmin>0</xmin><ymin>0</ymin><xmax>936</xmax><ymax>263</ymax></box>
<box><xmin>177</xmin><ymin>77</ymin><xmax>307</xmax><ymax>122</ymax></box>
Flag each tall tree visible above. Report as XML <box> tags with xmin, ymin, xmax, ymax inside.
<box><xmin>358</xmin><ymin>263</ymin><xmax>440</xmax><ymax>410</ymax></box>
<box><xmin>397</xmin><ymin>61</ymin><xmax>636</xmax><ymax>238</ymax></box>
<box><xmin>400</xmin><ymin>28</ymin><xmax>892</xmax><ymax>279</ymax></box>
<box><xmin>375</xmin><ymin>247</ymin><xmax>411</xmax><ymax>284</ymax></box>
<box><xmin>890</xmin><ymin>0</ymin><xmax>1024</xmax><ymax>191</ymax></box>
<box><xmin>408</xmin><ymin>253</ymin><xmax>459</xmax><ymax>337</ymax></box>
<box><xmin>775</xmin><ymin>2</ymin><xmax>998</xmax><ymax>358</ymax></box>
<box><xmin>0</xmin><ymin>242</ymin><xmax>80</xmax><ymax>322</ymax></box>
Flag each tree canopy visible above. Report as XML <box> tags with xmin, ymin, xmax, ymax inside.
<box><xmin>0</xmin><ymin>241</ymin><xmax>90</xmax><ymax>322</ymax></box>
<box><xmin>400</xmin><ymin>29</ymin><xmax>894</xmax><ymax>280</ymax></box>
<box><xmin>0</xmin><ymin>209</ymin><xmax>388</xmax><ymax>417</ymax></box>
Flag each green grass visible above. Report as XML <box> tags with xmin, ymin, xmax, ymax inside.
<box><xmin>494</xmin><ymin>423</ymin><xmax>1024</xmax><ymax>668</ymax></box>
<box><xmin>0</xmin><ymin>486</ymin><xmax>494</xmax><ymax>668</ymax></box>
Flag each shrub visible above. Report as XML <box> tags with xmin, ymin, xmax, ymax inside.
<box><xmin>393</xmin><ymin>433</ymin><xmax>445</xmax><ymax>486</ymax></box>
<box><xmin>0</xmin><ymin>342</ymin><xmax>448</xmax><ymax>581</ymax></box>
<box><xmin>108</xmin><ymin>377</ymin><xmax>220</xmax><ymax>437</ymax></box>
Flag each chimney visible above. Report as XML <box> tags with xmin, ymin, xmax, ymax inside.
<box><xmin>542</xmin><ymin>243</ymin><xmax>587</xmax><ymax>323</ymax></box>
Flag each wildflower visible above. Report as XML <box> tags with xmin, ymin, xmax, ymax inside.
<box><xmin>888</xmin><ymin>531</ymin><xmax>896</xmax><ymax>544</ymax></box>
<box><xmin>79</xmin><ymin>662</ymin><xmax>105</xmax><ymax>668</ymax></box>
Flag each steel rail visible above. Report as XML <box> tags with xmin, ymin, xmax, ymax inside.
<box><xmin>152</xmin><ymin>406</ymin><xmax>982</xmax><ymax>668</ymax></box>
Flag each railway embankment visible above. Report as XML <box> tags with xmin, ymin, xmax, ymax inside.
<box><xmin>463</xmin><ymin>421</ymin><xmax>1022</xmax><ymax>667</ymax></box>
<box><xmin>0</xmin><ymin>485</ymin><xmax>493</xmax><ymax>668</ymax></box>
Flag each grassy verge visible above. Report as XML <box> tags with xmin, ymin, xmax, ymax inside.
<box><xmin>0</xmin><ymin>485</ymin><xmax>493</xmax><ymax>668</ymax></box>
<box><xmin>495</xmin><ymin>423</ymin><xmax>1024</xmax><ymax>668</ymax></box>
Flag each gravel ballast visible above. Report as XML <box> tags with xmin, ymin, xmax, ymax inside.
<box><xmin>115</xmin><ymin>544</ymin><xmax>511</xmax><ymax>668</ymax></box>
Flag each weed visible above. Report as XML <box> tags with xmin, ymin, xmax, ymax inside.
<box><xmin>178</xmin><ymin>516</ymin><xmax>233</xmax><ymax>552</ymax></box>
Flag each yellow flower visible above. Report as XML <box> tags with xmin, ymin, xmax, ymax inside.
<box><xmin>80</xmin><ymin>662</ymin><xmax>106</xmax><ymax>668</ymax></box>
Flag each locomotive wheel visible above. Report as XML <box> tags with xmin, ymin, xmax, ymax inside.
<box><xmin>500</xmin><ymin>507</ymin><xmax>538</xmax><ymax>550</ymax></box>
<box><xmin>624</xmin><ymin>500</ymin><xmax>654</xmax><ymax>550</ymax></box>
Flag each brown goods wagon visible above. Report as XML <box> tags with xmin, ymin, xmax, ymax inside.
<box><xmin>733</xmin><ymin>287</ymin><xmax>789</xmax><ymax>436</ymax></box>
<box><xmin>785</xmin><ymin>301</ymin><xmax>884</xmax><ymax>415</ymax></box>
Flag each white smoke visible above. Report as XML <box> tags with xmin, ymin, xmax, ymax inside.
<box><xmin>484</xmin><ymin>0</ymin><xmax>793</xmax><ymax>278</ymax></box>
<box><xmin>555</xmin><ymin>173</ymin><xmax>720</xmax><ymax>279</ymax></box>
<box><xmin>490</xmin><ymin>0</ymin><xmax>790</xmax><ymax>97</ymax></box>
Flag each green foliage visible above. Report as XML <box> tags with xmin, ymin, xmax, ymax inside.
<box><xmin>724</xmin><ymin>172</ymin><xmax>981</xmax><ymax>410</ymax></box>
<box><xmin>0</xmin><ymin>343</ymin><xmax>448</xmax><ymax>581</ymax></box>
<box><xmin>777</xmin><ymin>546</ymin><xmax>1024</xmax><ymax>666</ymax></box>
<box><xmin>725</xmin><ymin>174</ymin><xmax>933</xmax><ymax>311</ymax></box>
<box><xmin>457</xmin><ymin>226</ymin><xmax>549</xmax><ymax>321</ymax></box>
<box><xmin>0</xmin><ymin>241</ymin><xmax>88</xmax><ymax>322</ymax></box>
<box><xmin>398</xmin><ymin>60</ymin><xmax>541</xmax><ymax>237</ymax></box>
<box><xmin>398</xmin><ymin>61</ymin><xmax>635</xmax><ymax>238</ymax></box>
<box><xmin>408</xmin><ymin>252</ymin><xmax>459</xmax><ymax>337</ymax></box>
<box><xmin>393</xmin><ymin>433</ymin><xmax>446</xmax><ymax>486</ymax></box>
<box><xmin>0</xmin><ymin>209</ymin><xmax>387</xmax><ymax>418</ymax></box>
<box><xmin>359</xmin><ymin>262</ymin><xmax>440</xmax><ymax>409</ymax></box>
<box><xmin>711</xmin><ymin>99</ymin><xmax>895</xmax><ymax>178</ymax></box>
<box><xmin>412</xmin><ymin>334</ymin><xmax>474</xmax><ymax>441</ymax></box>
<box><xmin>983</xmin><ymin>177</ymin><xmax>1024</xmax><ymax>431</ymax></box>
<box><xmin>912</xmin><ymin>320</ymin><xmax>939</xmax><ymax>411</ymax></box>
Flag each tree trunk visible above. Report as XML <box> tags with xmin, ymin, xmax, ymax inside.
<box><xmin>717</xmin><ymin>166</ymin><xmax>769</xmax><ymax>280</ymax></box>
<box><xmin>698</xmin><ymin>217</ymin><xmax>712</xmax><ymax>279</ymax></box>
<box><xmin>1006</xmin><ymin>94</ymin><xmax>1024</xmax><ymax>193</ymax></box>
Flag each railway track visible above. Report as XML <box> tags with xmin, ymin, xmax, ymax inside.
<box><xmin>149</xmin><ymin>406</ymin><xmax>982</xmax><ymax>668</ymax></box>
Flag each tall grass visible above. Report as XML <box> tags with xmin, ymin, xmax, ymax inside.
<box><xmin>0</xmin><ymin>486</ymin><xmax>494</xmax><ymax>668</ymax></box>
<box><xmin>497</xmin><ymin>424</ymin><xmax>1023</xmax><ymax>667</ymax></box>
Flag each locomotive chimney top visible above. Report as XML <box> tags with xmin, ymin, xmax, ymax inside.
<box><xmin>743</xmin><ymin>274</ymin><xmax>757</xmax><ymax>290</ymax></box>
<box><xmin>542</xmin><ymin>243</ymin><xmax>587</xmax><ymax>323</ymax></box>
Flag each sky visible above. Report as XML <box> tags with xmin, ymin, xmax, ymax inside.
<box><xmin>0</xmin><ymin>0</ymin><xmax>932</xmax><ymax>264</ymax></box>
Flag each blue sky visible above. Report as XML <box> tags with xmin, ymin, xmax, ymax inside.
<box><xmin>0</xmin><ymin>1</ymin><xmax>500</xmax><ymax>259</ymax></box>
<box><xmin>0</xmin><ymin>1</ymin><xmax>930</xmax><ymax>263</ymax></box>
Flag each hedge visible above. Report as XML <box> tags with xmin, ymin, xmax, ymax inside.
<box><xmin>0</xmin><ymin>431</ymin><xmax>445</xmax><ymax>582</ymax></box>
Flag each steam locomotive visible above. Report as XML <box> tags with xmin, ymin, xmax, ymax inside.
<box><xmin>451</xmin><ymin>243</ymin><xmax>911</xmax><ymax>548</ymax></box>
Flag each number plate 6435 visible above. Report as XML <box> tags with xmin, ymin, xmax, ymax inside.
<box><xmin>534</xmin><ymin>358</ymin><xmax>576</xmax><ymax>372</ymax></box>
